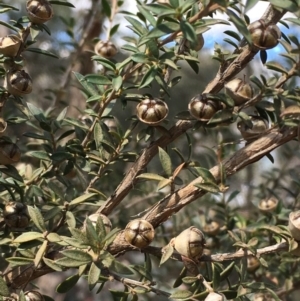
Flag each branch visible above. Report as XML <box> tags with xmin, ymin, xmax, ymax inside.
<box><xmin>98</xmin><ymin>4</ymin><xmax>286</xmax><ymax>216</ymax></box>
<box><xmin>107</xmin><ymin>125</ymin><xmax>297</xmax><ymax>255</ymax></box>
<box><xmin>144</xmin><ymin>241</ymin><xmax>289</xmax><ymax>262</ymax></box>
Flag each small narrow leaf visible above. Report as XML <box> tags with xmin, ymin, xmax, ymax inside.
<box><xmin>69</xmin><ymin>193</ymin><xmax>96</xmax><ymax>206</ymax></box>
<box><xmin>14</xmin><ymin>232</ymin><xmax>44</xmax><ymax>243</ymax></box>
<box><xmin>56</xmin><ymin>274</ymin><xmax>80</xmax><ymax>293</ymax></box>
<box><xmin>28</xmin><ymin>206</ymin><xmax>47</xmax><ymax>232</ymax></box>
<box><xmin>158</xmin><ymin>147</ymin><xmax>172</xmax><ymax>177</ymax></box>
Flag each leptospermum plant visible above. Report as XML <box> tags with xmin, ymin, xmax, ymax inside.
<box><xmin>1</xmin><ymin>0</ymin><xmax>300</xmax><ymax>301</ymax></box>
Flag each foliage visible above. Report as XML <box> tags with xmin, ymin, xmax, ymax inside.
<box><xmin>0</xmin><ymin>0</ymin><xmax>300</xmax><ymax>301</ymax></box>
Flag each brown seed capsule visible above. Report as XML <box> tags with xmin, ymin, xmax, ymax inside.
<box><xmin>248</xmin><ymin>20</ymin><xmax>281</xmax><ymax>50</ymax></box>
<box><xmin>136</xmin><ymin>98</ymin><xmax>169</xmax><ymax>126</ymax></box>
<box><xmin>0</xmin><ymin>35</ymin><xmax>22</xmax><ymax>57</ymax></box>
<box><xmin>26</xmin><ymin>0</ymin><xmax>54</xmax><ymax>24</ymax></box>
<box><xmin>204</xmin><ymin>292</ymin><xmax>225</xmax><ymax>301</ymax></box>
<box><xmin>84</xmin><ymin>213</ymin><xmax>112</xmax><ymax>234</ymax></box>
<box><xmin>6</xmin><ymin>69</ymin><xmax>33</xmax><ymax>96</ymax></box>
<box><xmin>24</xmin><ymin>291</ymin><xmax>44</xmax><ymax>301</ymax></box>
<box><xmin>225</xmin><ymin>78</ymin><xmax>253</xmax><ymax>106</ymax></box>
<box><xmin>258</xmin><ymin>197</ymin><xmax>278</xmax><ymax>213</ymax></box>
<box><xmin>0</xmin><ymin>118</ymin><xmax>7</xmax><ymax>136</ymax></box>
<box><xmin>94</xmin><ymin>40</ymin><xmax>117</xmax><ymax>58</ymax></box>
<box><xmin>289</xmin><ymin>211</ymin><xmax>300</xmax><ymax>241</ymax></box>
<box><xmin>237</xmin><ymin>115</ymin><xmax>268</xmax><ymax>142</ymax></box>
<box><xmin>124</xmin><ymin>219</ymin><xmax>155</xmax><ymax>248</ymax></box>
<box><xmin>172</xmin><ymin>226</ymin><xmax>206</xmax><ymax>259</ymax></box>
<box><xmin>188</xmin><ymin>94</ymin><xmax>222</xmax><ymax>121</ymax></box>
<box><xmin>3</xmin><ymin>202</ymin><xmax>30</xmax><ymax>228</ymax></box>
<box><xmin>203</xmin><ymin>221</ymin><xmax>220</xmax><ymax>236</ymax></box>
<box><xmin>247</xmin><ymin>256</ymin><xmax>260</xmax><ymax>273</ymax></box>
<box><xmin>0</xmin><ymin>140</ymin><xmax>21</xmax><ymax>165</ymax></box>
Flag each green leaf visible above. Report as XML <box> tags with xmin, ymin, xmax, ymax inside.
<box><xmin>268</xmin><ymin>0</ymin><xmax>298</xmax><ymax>12</ymax></box>
<box><xmin>265</xmin><ymin>62</ymin><xmax>288</xmax><ymax>74</ymax></box>
<box><xmin>34</xmin><ymin>240</ymin><xmax>48</xmax><ymax>267</ymax></box>
<box><xmin>139</xmin><ymin>67</ymin><xmax>156</xmax><ymax>89</ymax></box>
<box><xmin>131</xmin><ymin>53</ymin><xmax>149</xmax><ymax>63</ymax></box>
<box><xmin>88</xmin><ymin>262</ymin><xmax>101</xmax><ymax>290</ymax></box>
<box><xmin>112</xmin><ymin>75</ymin><xmax>123</xmax><ymax>91</ymax></box>
<box><xmin>46</xmin><ymin>233</ymin><xmax>62</xmax><ymax>243</ymax></box>
<box><xmin>73</xmin><ymin>72</ymin><xmax>98</xmax><ymax>96</ymax></box>
<box><xmin>92</xmin><ymin>55</ymin><xmax>116</xmax><ymax>70</ymax></box>
<box><xmin>192</xmin><ymin>167</ymin><xmax>216</xmax><ymax>183</ymax></box>
<box><xmin>83</xmin><ymin>75</ymin><xmax>111</xmax><ymax>85</ymax></box>
<box><xmin>170</xmin><ymin>290</ymin><xmax>193</xmax><ymax>299</ymax></box>
<box><xmin>25</xmin><ymin>48</ymin><xmax>59</xmax><ymax>58</ymax></box>
<box><xmin>220</xmin><ymin>261</ymin><xmax>235</xmax><ymax>280</ymax></box>
<box><xmin>69</xmin><ymin>193</ymin><xmax>96</xmax><ymax>206</ymax></box>
<box><xmin>49</xmin><ymin>1</ymin><xmax>75</xmax><ymax>7</ymax></box>
<box><xmin>28</xmin><ymin>206</ymin><xmax>47</xmax><ymax>232</ymax></box>
<box><xmin>136</xmin><ymin>173</ymin><xmax>166</xmax><ymax>181</ymax></box>
<box><xmin>194</xmin><ymin>182</ymin><xmax>220</xmax><ymax>193</ymax></box>
<box><xmin>158</xmin><ymin>147</ymin><xmax>172</xmax><ymax>177</ymax></box>
<box><xmin>13</xmin><ymin>232</ymin><xmax>44</xmax><ymax>243</ymax></box>
<box><xmin>27</xmin><ymin>102</ymin><xmax>47</xmax><ymax>123</ymax></box>
<box><xmin>227</xmin><ymin>9</ymin><xmax>252</xmax><ymax>46</ymax></box>
<box><xmin>56</xmin><ymin>274</ymin><xmax>79</xmax><ymax>293</ymax></box>
<box><xmin>43</xmin><ymin>257</ymin><xmax>63</xmax><ymax>272</ymax></box>
<box><xmin>56</xmin><ymin>254</ymin><xmax>92</xmax><ymax>267</ymax></box>
<box><xmin>160</xmin><ymin>244</ymin><xmax>174</xmax><ymax>266</ymax></box>
<box><xmin>245</xmin><ymin>0</ymin><xmax>260</xmax><ymax>12</ymax></box>
<box><xmin>0</xmin><ymin>165</ymin><xmax>23</xmax><ymax>182</ymax></box>
<box><xmin>284</xmin><ymin>18</ymin><xmax>300</xmax><ymax>26</ymax></box>
<box><xmin>146</xmin><ymin>22</ymin><xmax>180</xmax><ymax>39</ymax></box>
<box><xmin>5</xmin><ymin>257</ymin><xmax>34</xmax><ymax>266</ymax></box>
<box><xmin>0</xmin><ymin>20</ymin><xmax>19</xmax><ymax>32</ymax></box>
<box><xmin>0</xmin><ymin>276</ymin><xmax>9</xmax><ymax>296</ymax></box>
<box><xmin>180</xmin><ymin>20</ymin><xmax>197</xmax><ymax>44</ymax></box>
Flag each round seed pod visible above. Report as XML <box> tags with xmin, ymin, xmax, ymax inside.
<box><xmin>0</xmin><ymin>140</ymin><xmax>21</xmax><ymax>165</ymax></box>
<box><xmin>84</xmin><ymin>213</ymin><xmax>112</xmax><ymax>234</ymax></box>
<box><xmin>94</xmin><ymin>40</ymin><xmax>117</xmax><ymax>58</ymax></box>
<box><xmin>247</xmin><ymin>256</ymin><xmax>260</xmax><ymax>273</ymax></box>
<box><xmin>248</xmin><ymin>20</ymin><xmax>281</xmax><ymax>50</ymax></box>
<box><xmin>136</xmin><ymin>98</ymin><xmax>169</xmax><ymax>126</ymax></box>
<box><xmin>3</xmin><ymin>202</ymin><xmax>30</xmax><ymax>228</ymax></box>
<box><xmin>289</xmin><ymin>211</ymin><xmax>300</xmax><ymax>241</ymax></box>
<box><xmin>0</xmin><ymin>35</ymin><xmax>22</xmax><ymax>57</ymax></box>
<box><xmin>203</xmin><ymin>221</ymin><xmax>220</xmax><ymax>236</ymax></box>
<box><xmin>24</xmin><ymin>291</ymin><xmax>44</xmax><ymax>301</ymax></box>
<box><xmin>124</xmin><ymin>219</ymin><xmax>155</xmax><ymax>248</ymax></box>
<box><xmin>6</xmin><ymin>69</ymin><xmax>33</xmax><ymax>96</ymax></box>
<box><xmin>225</xmin><ymin>78</ymin><xmax>253</xmax><ymax>106</ymax></box>
<box><xmin>172</xmin><ymin>226</ymin><xmax>205</xmax><ymax>259</ymax></box>
<box><xmin>237</xmin><ymin>115</ymin><xmax>268</xmax><ymax>142</ymax></box>
<box><xmin>0</xmin><ymin>118</ymin><xmax>7</xmax><ymax>136</ymax></box>
<box><xmin>26</xmin><ymin>0</ymin><xmax>54</xmax><ymax>24</ymax></box>
<box><xmin>258</xmin><ymin>197</ymin><xmax>278</xmax><ymax>213</ymax></box>
<box><xmin>204</xmin><ymin>292</ymin><xmax>225</xmax><ymax>301</ymax></box>
<box><xmin>188</xmin><ymin>94</ymin><xmax>222</xmax><ymax>121</ymax></box>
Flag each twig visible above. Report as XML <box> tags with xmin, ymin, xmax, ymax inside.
<box><xmin>98</xmin><ymin>4</ymin><xmax>286</xmax><ymax>216</ymax></box>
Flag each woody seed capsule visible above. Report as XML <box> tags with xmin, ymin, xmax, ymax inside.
<box><xmin>124</xmin><ymin>219</ymin><xmax>155</xmax><ymax>248</ymax></box>
<box><xmin>0</xmin><ymin>35</ymin><xmax>22</xmax><ymax>57</ymax></box>
<box><xmin>6</xmin><ymin>69</ymin><xmax>33</xmax><ymax>96</ymax></box>
<box><xmin>136</xmin><ymin>98</ymin><xmax>169</xmax><ymax>126</ymax></box>
<box><xmin>26</xmin><ymin>0</ymin><xmax>54</xmax><ymax>24</ymax></box>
